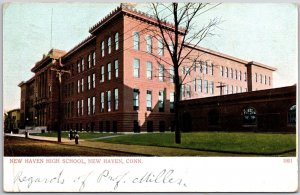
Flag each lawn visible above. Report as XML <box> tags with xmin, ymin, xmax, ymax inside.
<box><xmin>94</xmin><ymin>132</ymin><xmax>296</xmax><ymax>155</ymax></box>
<box><xmin>31</xmin><ymin>132</ymin><xmax>120</xmax><ymax>139</ymax></box>
<box><xmin>30</xmin><ymin>131</ymin><xmax>296</xmax><ymax>155</ymax></box>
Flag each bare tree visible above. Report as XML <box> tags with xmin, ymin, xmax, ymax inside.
<box><xmin>150</xmin><ymin>3</ymin><xmax>221</xmax><ymax>144</ymax></box>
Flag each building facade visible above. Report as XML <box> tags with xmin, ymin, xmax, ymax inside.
<box><xmin>4</xmin><ymin>109</ymin><xmax>21</xmax><ymax>133</ymax></box>
<box><xmin>19</xmin><ymin>4</ymin><xmax>276</xmax><ymax>133</ymax></box>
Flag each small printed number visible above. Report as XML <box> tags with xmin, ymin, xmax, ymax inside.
<box><xmin>283</xmin><ymin>159</ymin><xmax>292</xmax><ymax>164</ymax></box>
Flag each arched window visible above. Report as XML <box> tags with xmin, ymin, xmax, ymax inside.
<box><xmin>288</xmin><ymin>105</ymin><xmax>296</xmax><ymax>125</ymax></box>
<box><xmin>242</xmin><ymin>107</ymin><xmax>257</xmax><ymax>125</ymax></box>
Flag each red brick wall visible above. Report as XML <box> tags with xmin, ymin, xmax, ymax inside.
<box><xmin>179</xmin><ymin>86</ymin><xmax>296</xmax><ymax>133</ymax></box>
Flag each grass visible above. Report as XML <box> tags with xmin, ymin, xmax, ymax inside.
<box><xmin>94</xmin><ymin>132</ymin><xmax>296</xmax><ymax>155</ymax></box>
<box><xmin>29</xmin><ymin>131</ymin><xmax>296</xmax><ymax>155</ymax></box>
<box><xmin>31</xmin><ymin>132</ymin><xmax>120</xmax><ymax>139</ymax></box>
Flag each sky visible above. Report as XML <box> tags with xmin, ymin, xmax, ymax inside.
<box><xmin>3</xmin><ymin>3</ymin><xmax>298</xmax><ymax>112</ymax></box>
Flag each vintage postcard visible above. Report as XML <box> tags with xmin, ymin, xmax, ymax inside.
<box><xmin>2</xmin><ymin>2</ymin><xmax>298</xmax><ymax>192</ymax></box>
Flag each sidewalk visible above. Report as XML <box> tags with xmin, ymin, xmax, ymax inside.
<box><xmin>4</xmin><ymin>133</ymin><xmax>245</xmax><ymax>156</ymax></box>
<box><xmin>5</xmin><ymin>133</ymin><xmax>75</xmax><ymax>143</ymax></box>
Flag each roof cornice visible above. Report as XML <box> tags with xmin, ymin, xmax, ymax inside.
<box><xmin>89</xmin><ymin>4</ymin><xmax>185</xmax><ymax>35</ymax></box>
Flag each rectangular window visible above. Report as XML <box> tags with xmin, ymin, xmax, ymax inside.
<box><xmin>224</xmin><ymin>85</ymin><xmax>228</xmax><ymax>95</ymax></box>
<box><xmin>81</xmin><ymin>58</ymin><xmax>84</xmax><ymax>71</ymax></box>
<box><xmin>77</xmin><ymin>61</ymin><xmax>81</xmax><ymax>73</ymax></box>
<box><xmin>185</xmin><ymin>66</ymin><xmax>190</xmax><ymax>75</ymax></box>
<box><xmin>269</xmin><ymin>77</ymin><xmax>271</xmax><ymax>86</ymax></box>
<box><xmin>108</xmin><ymin>37</ymin><xmax>111</xmax><ymax>54</ymax></box>
<box><xmin>193</xmin><ymin>60</ymin><xmax>197</xmax><ymax>72</ymax></box>
<box><xmin>101</xmin><ymin>41</ymin><xmax>105</xmax><ymax>57</ymax></box>
<box><xmin>264</xmin><ymin>75</ymin><xmax>267</xmax><ymax>84</ymax></box>
<box><xmin>114</xmin><ymin>88</ymin><xmax>119</xmax><ymax>111</ymax></box>
<box><xmin>209</xmin><ymin>81</ymin><xmax>214</xmax><ymax>94</ymax></box>
<box><xmin>220</xmin><ymin>66</ymin><xmax>224</xmax><ymax>77</ymax></box>
<box><xmin>198</xmin><ymin>79</ymin><xmax>202</xmax><ymax>92</ymax></box>
<box><xmin>77</xmin><ymin>80</ymin><xmax>80</xmax><ymax>93</ymax></box>
<box><xmin>114</xmin><ymin>60</ymin><xmax>119</xmax><ymax>78</ymax></box>
<box><xmin>194</xmin><ymin>79</ymin><xmax>197</xmax><ymax>91</ymax></box>
<box><xmin>239</xmin><ymin>71</ymin><xmax>242</xmax><ymax>80</ymax></box>
<box><xmin>88</xmin><ymin>75</ymin><xmax>91</xmax><ymax>90</ymax></box>
<box><xmin>158</xmin><ymin>64</ymin><xmax>164</xmax><ymax>81</ymax></box>
<box><xmin>81</xmin><ymin>99</ymin><xmax>84</xmax><ymax>116</ymax></box>
<box><xmin>186</xmin><ymin>85</ymin><xmax>191</xmax><ymax>98</ymax></box>
<box><xmin>100</xmin><ymin>92</ymin><xmax>104</xmax><ymax>112</ymax></box>
<box><xmin>235</xmin><ymin>70</ymin><xmax>238</xmax><ymax>80</ymax></box>
<box><xmin>133</xmin><ymin>89</ymin><xmax>139</xmax><ymax>110</ymax></box>
<box><xmin>146</xmin><ymin>61</ymin><xmax>152</xmax><ymax>80</ymax></box>
<box><xmin>146</xmin><ymin>90</ymin><xmax>152</xmax><ymax>111</ymax></box>
<box><xmin>181</xmin><ymin>85</ymin><xmax>185</xmax><ymax>98</ymax></box>
<box><xmin>87</xmin><ymin>97</ymin><xmax>91</xmax><ymax>115</ymax></box>
<box><xmin>230</xmin><ymin>68</ymin><xmax>233</xmax><ymax>78</ymax></box>
<box><xmin>209</xmin><ymin>64</ymin><xmax>213</xmax><ymax>75</ymax></box>
<box><xmin>100</xmin><ymin>66</ymin><xmax>104</xmax><ymax>82</ymax></box>
<box><xmin>225</xmin><ymin>67</ymin><xmax>228</xmax><ymax>78</ymax></box>
<box><xmin>260</xmin><ymin>74</ymin><xmax>263</xmax><ymax>83</ymax></box>
<box><xmin>204</xmin><ymin>80</ymin><xmax>208</xmax><ymax>93</ymax></box>
<box><xmin>107</xmin><ymin>63</ymin><xmax>111</xmax><ymax>80</ymax></box>
<box><xmin>133</xmin><ymin>58</ymin><xmax>140</xmax><ymax>78</ymax></box>
<box><xmin>158</xmin><ymin>91</ymin><xmax>164</xmax><ymax>112</ymax></box>
<box><xmin>255</xmin><ymin>73</ymin><xmax>258</xmax><ymax>82</ymax></box>
<box><xmin>203</xmin><ymin>62</ymin><xmax>207</xmax><ymax>74</ymax></box>
<box><xmin>92</xmin><ymin>51</ymin><xmax>96</xmax><ymax>66</ymax></box>
<box><xmin>240</xmin><ymin>87</ymin><xmax>243</xmax><ymax>93</ymax></box>
<box><xmin>77</xmin><ymin>100</ymin><xmax>80</xmax><ymax>116</ymax></box>
<box><xmin>230</xmin><ymin>85</ymin><xmax>233</xmax><ymax>94</ymax></box>
<box><xmin>170</xmin><ymin>66</ymin><xmax>174</xmax><ymax>83</ymax></box>
<box><xmin>236</xmin><ymin>86</ymin><xmax>239</xmax><ymax>93</ymax></box>
<box><xmin>92</xmin><ymin>73</ymin><xmax>95</xmax><ymax>88</ymax></box>
<box><xmin>115</xmin><ymin>32</ymin><xmax>119</xmax><ymax>50</ymax></box>
<box><xmin>170</xmin><ymin>92</ymin><xmax>174</xmax><ymax>112</ymax></box>
<box><xmin>107</xmin><ymin>90</ymin><xmax>111</xmax><ymax>112</ymax></box>
<box><xmin>92</xmin><ymin>96</ymin><xmax>95</xmax><ymax>114</ymax></box>
<box><xmin>182</xmin><ymin>66</ymin><xmax>185</xmax><ymax>75</ymax></box>
<box><xmin>81</xmin><ymin>78</ymin><xmax>84</xmax><ymax>92</ymax></box>
<box><xmin>88</xmin><ymin>54</ymin><xmax>91</xmax><ymax>69</ymax></box>
<box><xmin>146</xmin><ymin>35</ymin><xmax>152</xmax><ymax>53</ymax></box>
<box><xmin>133</xmin><ymin>32</ymin><xmax>140</xmax><ymax>50</ymax></box>
<box><xmin>244</xmin><ymin>72</ymin><xmax>247</xmax><ymax>81</ymax></box>
<box><xmin>158</xmin><ymin>38</ymin><xmax>164</xmax><ymax>56</ymax></box>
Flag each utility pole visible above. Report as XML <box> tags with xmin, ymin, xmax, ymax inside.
<box><xmin>51</xmin><ymin>58</ymin><xmax>70</xmax><ymax>143</ymax></box>
<box><xmin>216</xmin><ymin>82</ymin><xmax>226</xmax><ymax>96</ymax></box>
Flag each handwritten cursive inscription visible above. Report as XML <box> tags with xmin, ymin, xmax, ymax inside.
<box><xmin>133</xmin><ymin>169</ymin><xmax>186</xmax><ymax>186</ymax></box>
<box><xmin>14</xmin><ymin>170</ymin><xmax>65</xmax><ymax>188</ymax></box>
<box><xmin>12</xmin><ymin>169</ymin><xmax>187</xmax><ymax>191</ymax></box>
